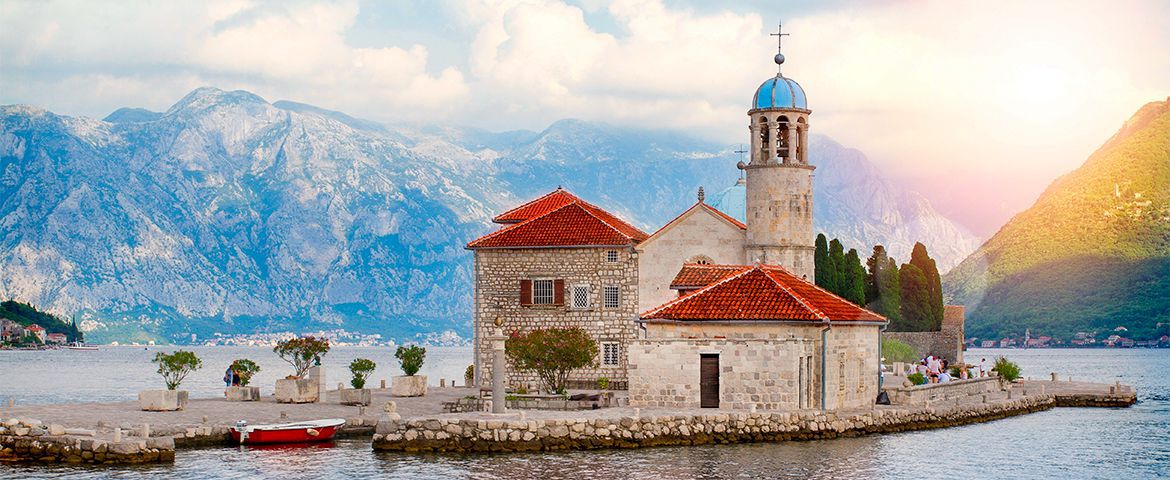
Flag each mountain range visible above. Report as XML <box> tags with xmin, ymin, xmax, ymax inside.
<box><xmin>0</xmin><ymin>88</ymin><xmax>979</xmax><ymax>343</ymax></box>
<box><xmin>944</xmin><ymin>98</ymin><xmax>1170</xmax><ymax>341</ymax></box>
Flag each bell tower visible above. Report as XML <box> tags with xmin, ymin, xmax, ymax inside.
<box><xmin>739</xmin><ymin>24</ymin><xmax>815</xmax><ymax>279</ymax></box>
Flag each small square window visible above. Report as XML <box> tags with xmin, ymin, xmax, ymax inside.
<box><xmin>571</xmin><ymin>284</ymin><xmax>590</xmax><ymax>309</ymax></box>
<box><xmin>533</xmin><ymin>279</ymin><xmax>555</xmax><ymax>305</ymax></box>
<box><xmin>603</xmin><ymin>285</ymin><xmax>620</xmax><ymax>309</ymax></box>
<box><xmin>606</xmin><ymin>250</ymin><xmax>620</xmax><ymax>263</ymax></box>
<box><xmin>602</xmin><ymin>342</ymin><xmax>620</xmax><ymax>366</ymax></box>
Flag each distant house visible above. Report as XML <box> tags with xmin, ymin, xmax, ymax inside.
<box><xmin>46</xmin><ymin>332</ymin><xmax>67</xmax><ymax>344</ymax></box>
<box><xmin>1</xmin><ymin>318</ymin><xmax>24</xmax><ymax>343</ymax></box>
<box><xmin>25</xmin><ymin>324</ymin><xmax>46</xmax><ymax>343</ymax></box>
<box><xmin>981</xmin><ymin>340</ymin><xmax>997</xmax><ymax>348</ymax></box>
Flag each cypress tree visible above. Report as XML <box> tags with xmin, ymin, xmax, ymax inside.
<box><xmin>898</xmin><ymin>262</ymin><xmax>931</xmax><ymax>331</ymax></box>
<box><xmin>909</xmin><ymin>242</ymin><xmax>944</xmax><ymax>330</ymax></box>
<box><xmin>865</xmin><ymin>245</ymin><xmax>888</xmax><ymax>306</ymax></box>
<box><xmin>814</xmin><ymin>234</ymin><xmax>830</xmax><ymax>289</ymax></box>
<box><xmin>880</xmin><ymin>257</ymin><xmax>903</xmax><ymax>323</ymax></box>
<box><xmin>844</xmin><ymin>248</ymin><xmax>866</xmax><ymax>306</ymax></box>
<box><xmin>827</xmin><ymin>238</ymin><xmax>846</xmax><ymax>296</ymax></box>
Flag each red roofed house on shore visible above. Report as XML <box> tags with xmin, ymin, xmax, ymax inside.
<box><xmin>46</xmin><ymin>332</ymin><xmax>68</xmax><ymax>344</ymax></box>
<box><xmin>25</xmin><ymin>323</ymin><xmax>46</xmax><ymax>343</ymax></box>
<box><xmin>468</xmin><ymin>36</ymin><xmax>889</xmax><ymax>411</ymax></box>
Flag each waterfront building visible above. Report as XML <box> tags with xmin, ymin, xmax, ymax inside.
<box><xmin>46</xmin><ymin>332</ymin><xmax>68</xmax><ymax>344</ymax></box>
<box><xmin>0</xmin><ymin>318</ymin><xmax>23</xmax><ymax>343</ymax></box>
<box><xmin>467</xmin><ymin>27</ymin><xmax>888</xmax><ymax>410</ymax></box>
<box><xmin>25</xmin><ymin>323</ymin><xmax>46</xmax><ymax>343</ymax></box>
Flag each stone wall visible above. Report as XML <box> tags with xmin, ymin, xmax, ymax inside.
<box><xmin>474</xmin><ymin>247</ymin><xmax>639</xmax><ymax>389</ymax></box>
<box><xmin>883</xmin><ymin>331</ymin><xmax>963</xmax><ymax>365</ymax></box>
<box><xmin>630</xmin><ymin>322</ymin><xmax>880</xmax><ymax>411</ymax></box>
<box><xmin>371</xmin><ymin>394</ymin><xmax>1054</xmax><ymax>453</ymax></box>
<box><xmin>881</xmin><ymin>376</ymin><xmax>1002</xmax><ymax>406</ymax></box>
<box><xmin>744</xmin><ymin>161</ymin><xmax>816</xmax><ymax>281</ymax></box>
<box><xmin>0</xmin><ymin>418</ymin><xmax>175</xmax><ymax>465</ymax></box>
<box><xmin>635</xmin><ymin>206</ymin><xmax>746</xmax><ymax>312</ymax></box>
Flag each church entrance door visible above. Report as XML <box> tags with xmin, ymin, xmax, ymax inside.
<box><xmin>700</xmin><ymin>354</ymin><xmax>720</xmax><ymax>408</ymax></box>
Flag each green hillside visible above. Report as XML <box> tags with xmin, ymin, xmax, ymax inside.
<box><xmin>944</xmin><ymin>99</ymin><xmax>1170</xmax><ymax>341</ymax></box>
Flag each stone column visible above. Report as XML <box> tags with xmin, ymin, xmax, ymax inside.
<box><xmin>749</xmin><ymin>123</ymin><xmax>761</xmax><ymax>164</ymax></box>
<box><xmin>489</xmin><ymin>328</ymin><xmax>507</xmax><ymax>414</ymax></box>
<box><xmin>766</xmin><ymin>122</ymin><xmax>778</xmax><ymax>162</ymax></box>
<box><xmin>309</xmin><ymin>366</ymin><xmax>326</xmax><ymax>403</ymax></box>
<box><xmin>800</xmin><ymin>122</ymin><xmax>809</xmax><ymax>163</ymax></box>
<box><xmin>787</xmin><ymin>124</ymin><xmax>799</xmax><ymax>164</ymax></box>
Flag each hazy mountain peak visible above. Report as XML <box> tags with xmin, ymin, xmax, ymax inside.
<box><xmin>164</xmin><ymin>87</ymin><xmax>270</xmax><ymax>117</ymax></box>
<box><xmin>103</xmin><ymin>107</ymin><xmax>162</xmax><ymax>124</ymax></box>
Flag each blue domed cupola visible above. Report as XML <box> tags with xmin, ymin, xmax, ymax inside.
<box><xmin>753</xmin><ymin>75</ymin><xmax>807</xmax><ymax>110</ymax></box>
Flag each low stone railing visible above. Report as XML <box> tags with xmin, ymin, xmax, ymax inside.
<box><xmin>0</xmin><ymin>419</ymin><xmax>174</xmax><ymax>464</ymax></box>
<box><xmin>882</xmin><ymin>376</ymin><xmax>1003</xmax><ymax>406</ymax></box>
<box><xmin>371</xmin><ymin>394</ymin><xmax>1054</xmax><ymax>453</ymax></box>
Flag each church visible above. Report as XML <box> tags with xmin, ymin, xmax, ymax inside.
<box><xmin>467</xmin><ymin>34</ymin><xmax>887</xmax><ymax>411</ymax></box>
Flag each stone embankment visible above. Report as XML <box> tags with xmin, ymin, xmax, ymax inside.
<box><xmin>372</xmin><ymin>394</ymin><xmax>1054</xmax><ymax>453</ymax></box>
<box><xmin>0</xmin><ymin>418</ymin><xmax>174</xmax><ymax>464</ymax></box>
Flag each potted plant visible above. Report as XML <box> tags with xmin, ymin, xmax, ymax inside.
<box><xmin>391</xmin><ymin>345</ymin><xmax>427</xmax><ymax>397</ymax></box>
<box><xmin>225</xmin><ymin>358</ymin><xmax>262</xmax><ymax>401</ymax></box>
<box><xmin>273</xmin><ymin>336</ymin><xmax>330</xmax><ymax>403</ymax></box>
<box><xmin>341</xmin><ymin>358</ymin><xmax>376</xmax><ymax>405</ymax></box>
<box><xmin>464</xmin><ymin>364</ymin><xmax>475</xmax><ymax>388</ymax></box>
<box><xmin>140</xmin><ymin>350</ymin><xmax>201</xmax><ymax>411</ymax></box>
<box><xmin>992</xmin><ymin>356</ymin><xmax>1021</xmax><ymax>389</ymax></box>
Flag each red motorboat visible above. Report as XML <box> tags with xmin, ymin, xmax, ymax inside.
<box><xmin>230</xmin><ymin>418</ymin><xmax>345</xmax><ymax>445</ymax></box>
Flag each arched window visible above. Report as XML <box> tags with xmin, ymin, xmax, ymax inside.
<box><xmin>686</xmin><ymin>254</ymin><xmax>714</xmax><ymax>265</ymax></box>
<box><xmin>777</xmin><ymin>115</ymin><xmax>790</xmax><ymax>160</ymax></box>
<box><xmin>758</xmin><ymin>116</ymin><xmax>770</xmax><ymax>160</ymax></box>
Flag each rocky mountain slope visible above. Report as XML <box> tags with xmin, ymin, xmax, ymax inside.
<box><xmin>944</xmin><ymin>99</ymin><xmax>1170</xmax><ymax>341</ymax></box>
<box><xmin>0</xmin><ymin>88</ymin><xmax>979</xmax><ymax>343</ymax></box>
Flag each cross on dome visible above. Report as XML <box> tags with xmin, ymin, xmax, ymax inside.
<box><xmin>769</xmin><ymin>23</ymin><xmax>789</xmax><ymax>74</ymax></box>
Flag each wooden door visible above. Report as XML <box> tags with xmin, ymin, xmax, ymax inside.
<box><xmin>700</xmin><ymin>354</ymin><xmax>719</xmax><ymax>408</ymax></box>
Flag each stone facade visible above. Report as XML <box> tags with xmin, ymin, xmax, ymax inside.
<box><xmin>630</xmin><ymin>322</ymin><xmax>880</xmax><ymax>411</ymax></box>
<box><xmin>636</xmin><ymin>205</ymin><xmax>747</xmax><ymax>313</ymax></box>
<box><xmin>474</xmin><ymin>247</ymin><xmax>639</xmax><ymax>390</ymax></box>
<box><xmin>883</xmin><ymin>305</ymin><xmax>966</xmax><ymax>364</ymax></box>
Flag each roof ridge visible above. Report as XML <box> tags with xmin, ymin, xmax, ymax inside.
<box><xmin>641</xmin><ymin>202</ymin><xmax>702</xmax><ymax>244</ymax></box>
<box><xmin>760</xmin><ymin>266</ymin><xmax>829</xmax><ymax>321</ymax></box>
<box><xmin>699</xmin><ymin>202</ymin><xmax>747</xmax><ymax>230</ymax></box>
<box><xmin>641</xmin><ymin>265</ymin><xmax>754</xmax><ymax>318</ymax></box>
<box><xmin>573</xmin><ymin>200</ymin><xmax>644</xmax><ymax>241</ymax></box>
<box><xmin>762</xmin><ymin>265</ymin><xmax>886</xmax><ymax>322</ymax></box>
<box><xmin>492</xmin><ymin>188</ymin><xmax>577</xmax><ymax>223</ymax></box>
<box><xmin>466</xmin><ymin>201</ymin><xmax>581</xmax><ymax>248</ymax></box>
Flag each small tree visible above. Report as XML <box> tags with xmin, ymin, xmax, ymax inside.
<box><xmin>506</xmin><ymin>328</ymin><xmax>597</xmax><ymax>394</ymax></box>
<box><xmin>230</xmin><ymin>359</ymin><xmax>261</xmax><ymax>386</ymax></box>
<box><xmin>273</xmin><ymin>336</ymin><xmax>330</xmax><ymax>378</ymax></box>
<box><xmin>349</xmin><ymin>358</ymin><xmax>377</xmax><ymax>389</ymax></box>
<box><xmin>395</xmin><ymin>345</ymin><xmax>426</xmax><ymax>376</ymax></box>
<box><xmin>464</xmin><ymin>364</ymin><xmax>475</xmax><ymax>385</ymax></box>
<box><xmin>153</xmin><ymin>350</ymin><xmax>202</xmax><ymax>390</ymax></box>
<box><xmin>992</xmin><ymin>356</ymin><xmax>1021</xmax><ymax>382</ymax></box>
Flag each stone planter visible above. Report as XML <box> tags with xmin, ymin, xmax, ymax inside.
<box><xmin>138</xmin><ymin>389</ymin><xmax>189</xmax><ymax>411</ymax></box>
<box><xmin>340</xmin><ymin>388</ymin><xmax>372</xmax><ymax>406</ymax></box>
<box><xmin>391</xmin><ymin>375</ymin><xmax>427</xmax><ymax>397</ymax></box>
<box><xmin>226</xmin><ymin>385</ymin><xmax>261</xmax><ymax>402</ymax></box>
<box><xmin>275</xmin><ymin>377</ymin><xmax>319</xmax><ymax>403</ymax></box>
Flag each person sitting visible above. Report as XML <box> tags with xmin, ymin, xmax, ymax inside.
<box><xmin>938</xmin><ymin>370</ymin><xmax>953</xmax><ymax>383</ymax></box>
<box><xmin>960</xmin><ymin>365</ymin><xmax>970</xmax><ymax>380</ymax></box>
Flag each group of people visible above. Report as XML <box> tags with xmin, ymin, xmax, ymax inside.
<box><xmin>904</xmin><ymin>355</ymin><xmax>990</xmax><ymax>384</ymax></box>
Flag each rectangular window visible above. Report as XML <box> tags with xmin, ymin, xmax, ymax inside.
<box><xmin>571</xmin><ymin>284</ymin><xmax>591</xmax><ymax>309</ymax></box>
<box><xmin>603</xmin><ymin>285</ymin><xmax>620</xmax><ymax>309</ymax></box>
<box><xmin>602</xmin><ymin>342</ymin><xmax>620</xmax><ymax>366</ymax></box>
<box><xmin>606</xmin><ymin>250</ymin><xmax>620</xmax><ymax>263</ymax></box>
<box><xmin>533</xmin><ymin>279</ymin><xmax>555</xmax><ymax>305</ymax></box>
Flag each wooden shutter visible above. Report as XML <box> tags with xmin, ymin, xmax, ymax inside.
<box><xmin>520</xmin><ymin>279</ymin><xmax>532</xmax><ymax>306</ymax></box>
<box><xmin>553</xmin><ymin>279</ymin><xmax>565</xmax><ymax>306</ymax></box>
<box><xmin>700</xmin><ymin>354</ymin><xmax>720</xmax><ymax>408</ymax></box>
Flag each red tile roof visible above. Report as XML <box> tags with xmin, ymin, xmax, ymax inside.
<box><xmin>468</xmin><ymin>188</ymin><xmax>649</xmax><ymax>249</ymax></box>
<box><xmin>643</xmin><ymin>264</ymin><xmax>886</xmax><ymax>323</ymax></box>
<box><xmin>670</xmin><ymin>264</ymin><xmax>745</xmax><ymax>289</ymax></box>
<box><xmin>492</xmin><ymin>188</ymin><xmax>579</xmax><ymax>224</ymax></box>
<box><xmin>26</xmin><ymin>324</ymin><xmax>45</xmax><ymax>331</ymax></box>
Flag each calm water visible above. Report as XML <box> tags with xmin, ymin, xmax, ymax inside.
<box><xmin>2</xmin><ymin>348</ymin><xmax>1168</xmax><ymax>479</ymax></box>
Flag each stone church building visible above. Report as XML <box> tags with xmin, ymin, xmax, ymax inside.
<box><xmin>467</xmin><ymin>41</ymin><xmax>887</xmax><ymax>410</ymax></box>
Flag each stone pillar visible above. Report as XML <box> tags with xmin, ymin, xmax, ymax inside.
<box><xmin>489</xmin><ymin>328</ymin><xmax>507</xmax><ymax>414</ymax></box>
<box><xmin>766</xmin><ymin>122</ymin><xmax>778</xmax><ymax>162</ymax></box>
<box><xmin>309</xmin><ymin>366</ymin><xmax>326</xmax><ymax>404</ymax></box>
<box><xmin>749</xmin><ymin>123</ymin><xmax>761</xmax><ymax>165</ymax></box>
<box><xmin>787</xmin><ymin>124</ymin><xmax>799</xmax><ymax>164</ymax></box>
<box><xmin>799</xmin><ymin>122</ymin><xmax>809</xmax><ymax>163</ymax></box>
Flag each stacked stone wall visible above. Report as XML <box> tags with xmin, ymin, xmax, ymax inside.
<box><xmin>475</xmin><ymin>248</ymin><xmax>639</xmax><ymax>390</ymax></box>
<box><xmin>884</xmin><ymin>331</ymin><xmax>963</xmax><ymax>365</ymax></box>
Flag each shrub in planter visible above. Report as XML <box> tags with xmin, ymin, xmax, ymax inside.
<box><xmin>392</xmin><ymin>345</ymin><xmax>428</xmax><ymax>397</ymax></box>
<box><xmin>598</xmin><ymin>377</ymin><xmax>610</xmax><ymax>390</ymax></box>
<box><xmin>349</xmin><ymin>358</ymin><xmax>376</xmax><ymax>389</ymax></box>
<box><xmin>907</xmin><ymin>372</ymin><xmax>927</xmax><ymax>386</ymax></box>
<box><xmin>226</xmin><ymin>358</ymin><xmax>262</xmax><ymax>401</ymax></box>
<box><xmin>141</xmin><ymin>350</ymin><xmax>201</xmax><ymax>411</ymax></box>
<box><xmin>992</xmin><ymin>356</ymin><xmax>1022</xmax><ymax>382</ymax></box>
<box><xmin>464</xmin><ymin>364</ymin><xmax>475</xmax><ymax>387</ymax></box>
<box><xmin>274</xmin><ymin>337</ymin><xmax>330</xmax><ymax>403</ymax></box>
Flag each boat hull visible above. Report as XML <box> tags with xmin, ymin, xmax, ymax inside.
<box><xmin>230</xmin><ymin>419</ymin><xmax>344</xmax><ymax>445</ymax></box>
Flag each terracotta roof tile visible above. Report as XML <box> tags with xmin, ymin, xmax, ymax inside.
<box><xmin>467</xmin><ymin>191</ymin><xmax>649</xmax><ymax>249</ymax></box>
<box><xmin>643</xmin><ymin>264</ymin><xmax>886</xmax><ymax>323</ymax></box>
<box><xmin>670</xmin><ymin>264</ymin><xmax>745</xmax><ymax>289</ymax></box>
<box><xmin>492</xmin><ymin>188</ymin><xmax>578</xmax><ymax>224</ymax></box>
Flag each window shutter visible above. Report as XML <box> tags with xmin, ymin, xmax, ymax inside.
<box><xmin>520</xmin><ymin>279</ymin><xmax>533</xmax><ymax>306</ymax></box>
<box><xmin>553</xmin><ymin>279</ymin><xmax>565</xmax><ymax>305</ymax></box>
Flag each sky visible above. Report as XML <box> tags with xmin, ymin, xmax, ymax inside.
<box><xmin>1</xmin><ymin>0</ymin><xmax>1168</xmax><ymax>236</ymax></box>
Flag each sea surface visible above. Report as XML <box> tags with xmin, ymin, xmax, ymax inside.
<box><xmin>1</xmin><ymin>347</ymin><xmax>1167</xmax><ymax>479</ymax></box>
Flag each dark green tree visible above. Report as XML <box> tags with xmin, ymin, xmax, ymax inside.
<box><xmin>879</xmin><ymin>257</ymin><xmax>903</xmax><ymax>323</ymax></box>
<box><xmin>898</xmin><ymin>262</ymin><xmax>932</xmax><ymax>331</ymax></box>
<box><xmin>908</xmin><ymin>242</ymin><xmax>944</xmax><ymax>330</ymax></box>
<box><xmin>814</xmin><ymin>234</ymin><xmax>830</xmax><ymax>289</ymax></box>
<box><xmin>864</xmin><ymin>246</ymin><xmax>888</xmax><ymax>306</ymax></box>
<box><xmin>844</xmin><ymin>248</ymin><xmax>866</xmax><ymax>306</ymax></box>
<box><xmin>827</xmin><ymin>239</ymin><xmax>847</xmax><ymax>296</ymax></box>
